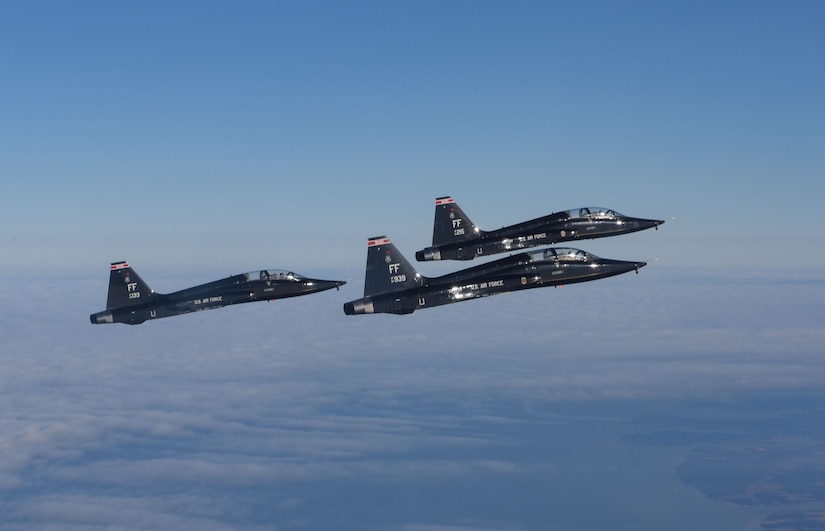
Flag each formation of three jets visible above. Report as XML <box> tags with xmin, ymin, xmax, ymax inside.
<box><xmin>91</xmin><ymin>197</ymin><xmax>664</xmax><ymax>324</ymax></box>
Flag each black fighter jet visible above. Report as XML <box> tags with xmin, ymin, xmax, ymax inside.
<box><xmin>344</xmin><ymin>236</ymin><xmax>645</xmax><ymax>315</ymax></box>
<box><xmin>91</xmin><ymin>261</ymin><xmax>345</xmax><ymax>325</ymax></box>
<box><xmin>415</xmin><ymin>196</ymin><xmax>665</xmax><ymax>261</ymax></box>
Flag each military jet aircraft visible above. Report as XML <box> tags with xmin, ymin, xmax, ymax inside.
<box><xmin>344</xmin><ymin>236</ymin><xmax>645</xmax><ymax>315</ymax></box>
<box><xmin>91</xmin><ymin>261</ymin><xmax>345</xmax><ymax>325</ymax></box>
<box><xmin>415</xmin><ymin>196</ymin><xmax>664</xmax><ymax>261</ymax></box>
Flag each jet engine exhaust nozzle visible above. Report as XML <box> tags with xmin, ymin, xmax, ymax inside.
<box><xmin>415</xmin><ymin>247</ymin><xmax>441</xmax><ymax>261</ymax></box>
<box><xmin>90</xmin><ymin>311</ymin><xmax>114</xmax><ymax>324</ymax></box>
<box><xmin>343</xmin><ymin>299</ymin><xmax>374</xmax><ymax>315</ymax></box>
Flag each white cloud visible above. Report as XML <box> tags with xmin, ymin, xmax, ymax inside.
<box><xmin>0</xmin><ymin>269</ymin><xmax>823</xmax><ymax>528</ymax></box>
<box><xmin>0</xmin><ymin>494</ymin><xmax>257</xmax><ymax>531</ymax></box>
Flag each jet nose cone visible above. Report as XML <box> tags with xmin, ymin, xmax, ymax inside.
<box><xmin>324</xmin><ymin>279</ymin><xmax>346</xmax><ymax>291</ymax></box>
<box><xmin>633</xmin><ymin>261</ymin><xmax>647</xmax><ymax>274</ymax></box>
<box><xmin>306</xmin><ymin>278</ymin><xmax>347</xmax><ymax>292</ymax></box>
<box><xmin>621</xmin><ymin>217</ymin><xmax>664</xmax><ymax>233</ymax></box>
<box><xmin>640</xmin><ymin>218</ymin><xmax>664</xmax><ymax>229</ymax></box>
<box><xmin>608</xmin><ymin>260</ymin><xmax>647</xmax><ymax>275</ymax></box>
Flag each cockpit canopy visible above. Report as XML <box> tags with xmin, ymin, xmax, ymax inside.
<box><xmin>556</xmin><ymin>207</ymin><xmax>623</xmax><ymax>220</ymax></box>
<box><xmin>256</xmin><ymin>270</ymin><xmax>303</xmax><ymax>281</ymax></box>
<box><xmin>529</xmin><ymin>247</ymin><xmax>598</xmax><ymax>263</ymax></box>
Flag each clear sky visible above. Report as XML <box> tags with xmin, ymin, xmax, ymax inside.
<box><xmin>1</xmin><ymin>1</ymin><xmax>823</xmax><ymax>272</ymax></box>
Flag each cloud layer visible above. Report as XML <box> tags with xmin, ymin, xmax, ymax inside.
<box><xmin>0</xmin><ymin>268</ymin><xmax>823</xmax><ymax>529</ymax></box>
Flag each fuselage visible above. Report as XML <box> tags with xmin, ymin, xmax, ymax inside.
<box><xmin>345</xmin><ymin>248</ymin><xmax>645</xmax><ymax>315</ymax></box>
<box><xmin>91</xmin><ymin>270</ymin><xmax>344</xmax><ymax>325</ymax></box>
<box><xmin>416</xmin><ymin>208</ymin><xmax>664</xmax><ymax>261</ymax></box>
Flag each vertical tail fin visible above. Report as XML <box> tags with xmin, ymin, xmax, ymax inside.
<box><xmin>431</xmin><ymin>196</ymin><xmax>480</xmax><ymax>246</ymax></box>
<box><xmin>106</xmin><ymin>262</ymin><xmax>157</xmax><ymax>309</ymax></box>
<box><xmin>363</xmin><ymin>236</ymin><xmax>422</xmax><ymax>297</ymax></box>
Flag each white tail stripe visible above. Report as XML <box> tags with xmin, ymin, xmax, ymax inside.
<box><xmin>368</xmin><ymin>238</ymin><xmax>391</xmax><ymax>246</ymax></box>
<box><xmin>435</xmin><ymin>197</ymin><xmax>455</xmax><ymax>205</ymax></box>
<box><xmin>111</xmin><ymin>262</ymin><xmax>130</xmax><ymax>270</ymax></box>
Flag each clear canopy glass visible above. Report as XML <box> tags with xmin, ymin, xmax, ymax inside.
<box><xmin>529</xmin><ymin>247</ymin><xmax>597</xmax><ymax>262</ymax></box>
<box><xmin>253</xmin><ymin>270</ymin><xmax>303</xmax><ymax>281</ymax></box>
<box><xmin>556</xmin><ymin>207</ymin><xmax>623</xmax><ymax>220</ymax></box>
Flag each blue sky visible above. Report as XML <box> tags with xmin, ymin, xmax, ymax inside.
<box><xmin>2</xmin><ymin>1</ymin><xmax>823</xmax><ymax>271</ymax></box>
